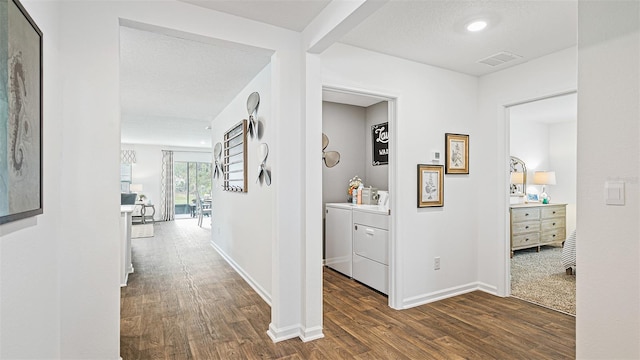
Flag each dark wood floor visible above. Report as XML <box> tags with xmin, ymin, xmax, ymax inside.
<box><xmin>121</xmin><ymin>219</ymin><xmax>575</xmax><ymax>359</ymax></box>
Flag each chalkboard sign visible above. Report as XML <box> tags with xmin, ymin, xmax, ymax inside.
<box><xmin>372</xmin><ymin>122</ymin><xmax>389</xmax><ymax>165</ymax></box>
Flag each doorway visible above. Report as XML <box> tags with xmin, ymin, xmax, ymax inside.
<box><xmin>506</xmin><ymin>92</ymin><xmax>577</xmax><ymax>315</ymax></box>
<box><xmin>321</xmin><ymin>86</ymin><xmax>397</xmax><ymax>307</ymax></box>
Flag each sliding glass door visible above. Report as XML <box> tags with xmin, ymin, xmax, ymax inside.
<box><xmin>174</xmin><ymin>161</ymin><xmax>212</xmax><ymax>216</ymax></box>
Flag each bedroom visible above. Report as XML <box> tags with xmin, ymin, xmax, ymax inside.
<box><xmin>508</xmin><ymin>93</ymin><xmax>577</xmax><ymax>315</ymax></box>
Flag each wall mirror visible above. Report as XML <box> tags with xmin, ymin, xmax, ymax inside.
<box><xmin>510</xmin><ymin>156</ymin><xmax>527</xmax><ymax>195</ymax></box>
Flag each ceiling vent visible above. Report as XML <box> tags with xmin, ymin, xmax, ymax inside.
<box><xmin>477</xmin><ymin>51</ymin><xmax>522</xmax><ymax>67</ymax></box>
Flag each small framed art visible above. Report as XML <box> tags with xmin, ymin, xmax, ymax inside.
<box><xmin>417</xmin><ymin>164</ymin><xmax>444</xmax><ymax>207</ymax></box>
<box><xmin>527</xmin><ymin>193</ymin><xmax>539</xmax><ymax>203</ymax></box>
<box><xmin>445</xmin><ymin>133</ymin><xmax>469</xmax><ymax>174</ymax></box>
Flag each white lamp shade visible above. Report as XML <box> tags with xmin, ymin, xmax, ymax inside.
<box><xmin>510</xmin><ymin>172</ymin><xmax>524</xmax><ymax>184</ymax></box>
<box><xmin>533</xmin><ymin>171</ymin><xmax>556</xmax><ymax>185</ymax></box>
<box><xmin>129</xmin><ymin>183</ymin><xmax>144</xmax><ymax>192</ymax></box>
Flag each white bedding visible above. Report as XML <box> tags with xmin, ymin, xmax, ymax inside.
<box><xmin>562</xmin><ymin>230</ymin><xmax>577</xmax><ymax>272</ymax></box>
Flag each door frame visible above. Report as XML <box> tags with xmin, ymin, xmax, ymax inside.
<box><xmin>321</xmin><ymin>85</ymin><xmax>400</xmax><ymax>308</ymax></box>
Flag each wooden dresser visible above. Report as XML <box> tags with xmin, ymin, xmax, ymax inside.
<box><xmin>510</xmin><ymin>203</ymin><xmax>567</xmax><ymax>257</ymax></box>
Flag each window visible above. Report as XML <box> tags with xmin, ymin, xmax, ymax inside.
<box><xmin>174</xmin><ymin>161</ymin><xmax>212</xmax><ymax>215</ymax></box>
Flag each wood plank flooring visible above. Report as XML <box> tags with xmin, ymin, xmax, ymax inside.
<box><xmin>121</xmin><ymin>219</ymin><xmax>575</xmax><ymax>359</ymax></box>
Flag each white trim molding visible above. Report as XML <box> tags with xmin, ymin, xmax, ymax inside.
<box><xmin>401</xmin><ymin>282</ymin><xmax>491</xmax><ymax>309</ymax></box>
<box><xmin>301</xmin><ymin>325</ymin><xmax>325</xmax><ymax>342</ymax></box>
<box><xmin>209</xmin><ymin>241</ymin><xmax>272</xmax><ymax>306</ymax></box>
<box><xmin>267</xmin><ymin>323</ymin><xmax>301</xmax><ymax>343</ymax></box>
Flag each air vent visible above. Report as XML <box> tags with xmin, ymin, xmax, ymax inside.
<box><xmin>477</xmin><ymin>51</ymin><xmax>522</xmax><ymax>67</ymax></box>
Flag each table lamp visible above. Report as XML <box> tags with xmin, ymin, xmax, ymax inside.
<box><xmin>533</xmin><ymin>171</ymin><xmax>556</xmax><ymax>204</ymax></box>
<box><xmin>129</xmin><ymin>184</ymin><xmax>144</xmax><ymax>202</ymax></box>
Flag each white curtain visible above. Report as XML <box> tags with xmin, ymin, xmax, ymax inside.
<box><xmin>160</xmin><ymin>150</ymin><xmax>175</xmax><ymax>221</ymax></box>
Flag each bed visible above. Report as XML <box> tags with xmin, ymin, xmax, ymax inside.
<box><xmin>562</xmin><ymin>229</ymin><xmax>577</xmax><ymax>275</ymax></box>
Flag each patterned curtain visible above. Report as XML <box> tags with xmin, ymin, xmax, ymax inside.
<box><xmin>160</xmin><ymin>150</ymin><xmax>175</xmax><ymax>221</ymax></box>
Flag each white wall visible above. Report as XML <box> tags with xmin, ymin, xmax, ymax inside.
<box><xmin>476</xmin><ymin>47</ymin><xmax>577</xmax><ymax>296</ymax></box>
<box><xmin>0</xmin><ymin>2</ymin><xmax>62</xmax><ymax>358</ymax></box>
<box><xmin>210</xmin><ymin>64</ymin><xmax>273</xmax><ymax>302</ymax></box>
<box><xmin>322</xmin><ymin>43</ymin><xmax>479</xmax><ymax>308</ymax></box>
<box><xmin>365</xmin><ymin>101</ymin><xmax>389</xmax><ymax>191</ymax></box>
<box><xmin>121</xmin><ymin>143</ymin><xmax>210</xmax><ymax>220</ymax></box>
<box><xmin>577</xmin><ymin>1</ymin><xmax>639</xmax><ymax>357</ymax></box>
<box><xmin>0</xmin><ymin>0</ymin><xmax>310</xmax><ymax>356</ymax></box>
<box><xmin>509</xmin><ymin>118</ymin><xmax>550</xmax><ymax>180</ymax></box>
<box><xmin>549</xmin><ymin>121</ymin><xmax>577</xmax><ymax>235</ymax></box>
<box><xmin>322</xmin><ymin>101</ymin><xmax>366</xmax><ymax>206</ymax></box>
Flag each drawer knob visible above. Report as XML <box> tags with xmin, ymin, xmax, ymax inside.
<box><xmin>553</xmin><ymin>211</ymin><xmax>556</xmax><ymax>214</ymax></box>
<box><xmin>525</xmin><ymin>213</ymin><xmax>529</xmax><ymax>216</ymax></box>
<box><xmin>525</xmin><ymin>226</ymin><xmax>529</xmax><ymax>229</ymax></box>
<box><xmin>525</xmin><ymin>238</ymin><xmax>529</xmax><ymax>242</ymax></box>
<box><xmin>553</xmin><ymin>222</ymin><xmax>556</xmax><ymax>226</ymax></box>
<box><xmin>552</xmin><ymin>234</ymin><xmax>556</xmax><ymax>238</ymax></box>
<box><xmin>354</xmin><ymin>225</ymin><xmax>358</xmax><ymax>230</ymax></box>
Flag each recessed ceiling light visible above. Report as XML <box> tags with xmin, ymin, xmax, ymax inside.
<box><xmin>466</xmin><ymin>20</ymin><xmax>487</xmax><ymax>32</ymax></box>
<box><xmin>205</xmin><ymin>125</ymin><xmax>212</xmax><ymax>130</ymax></box>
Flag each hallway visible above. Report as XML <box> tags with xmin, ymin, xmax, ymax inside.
<box><xmin>120</xmin><ymin>219</ymin><xmax>575</xmax><ymax>359</ymax></box>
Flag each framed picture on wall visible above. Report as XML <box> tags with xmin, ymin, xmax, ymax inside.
<box><xmin>417</xmin><ymin>164</ymin><xmax>444</xmax><ymax>207</ymax></box>
<box><xmin>371</xmin><ymin>122</ymin><xmax>389</xmax><ymax>165</ymax></box>
<box><xmin>0</xmin><ymin>0</ymin><xmax>43</xmax><ymax>225</ymax></box>
<box><xmin>445</xmin><ymin>133</ymin><xmax>469</xmax><ymax>174</ymax></box>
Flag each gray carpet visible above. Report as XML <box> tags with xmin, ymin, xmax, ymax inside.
<box><xmin>511</xmin><ymin>245</ymin><xmax>576</xmax><ymax>315</ymax></box>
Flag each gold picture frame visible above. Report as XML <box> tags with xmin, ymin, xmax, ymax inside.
<box><xmin>417</xmin><ymin>164</ymin><xmax>444</xmax><ymax>207</ymax></box>
<box><xmin>445</xmin><ymin>133</ymin><xmax>469</xmax><ymax>174</ymax></box>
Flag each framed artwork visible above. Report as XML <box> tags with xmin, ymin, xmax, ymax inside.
<box><xmin>445</xmin><ymin>133</ymin><xmax>469</xmax><ymax>174</ymax></box>
<box><xmin>417</xmin><ymin>164</ymin><xmax>444</xmax><ymax>207</ymax></box>
<box><xmin>371</xmin><ymin>122</ymin><xmax>388</xmax><ymax>165</ymax></box>
<box><xmin>0</xmin><ymin>0</ymin><xmax>43</xmax><ymax>225</ymax></box>
<box><xmin>527</xmin><ymin>193</ymin><xmax>539</xmax><ymax>203</ymax></box>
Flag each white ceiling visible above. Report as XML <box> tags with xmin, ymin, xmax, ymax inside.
<box><xmin>120</xmin><ymin>1</ymin><xmax>578</xmax><ymax>148</ymax></box>
<box><xmin>119</xmin><ymin>25</ymin><xmax>272</xmax><ymax>148</ymax></box>
<box><xmin>179</xmin><ymin>0</ymin><xmax>332</xmax><ymax>32</ymax></box>
<box><xmin>339</xmin><ymin>0</ymin><xmax>577</xmax><ymax>77</ymax></box>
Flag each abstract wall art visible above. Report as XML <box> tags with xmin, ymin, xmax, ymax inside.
<box><xmin>0</xmin><ymin>0</ymin><xmax>43</xmax><ymax>224</ymax></box>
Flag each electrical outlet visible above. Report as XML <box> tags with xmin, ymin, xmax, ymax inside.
<box><xmin>434</xmin><ymin>257</ymin><xmax>440</xmax><ymax>270</ymax></box>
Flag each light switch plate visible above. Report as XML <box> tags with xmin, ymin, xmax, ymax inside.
<box><xmin>605</xmin><ymin>181</ymin><xmax>625</xmax><ymax>205</ymax></box>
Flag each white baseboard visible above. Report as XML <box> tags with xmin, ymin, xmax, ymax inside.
<box><xmin>209</xmin><ymin>241</ymin><xmax>272</xmax><ymax>306</ymax></box>
<box><xmin>300</xmin><ymin>325</ymin><xmax>324</xmax><ymax>342</ymax></box>
<box><xmin>267</xmin><ymin>323</ymin><xmax>301</xmax><ymax>343</ymax></box>
<box><xmin>401</xmin><ymin>282</ymin><xmax>485</xmax><ymax>309</ymax></box>
<box><xmin>477</xmin><ymin>281</ymin><xmax>499</xmax><ymax>295</ymax></box>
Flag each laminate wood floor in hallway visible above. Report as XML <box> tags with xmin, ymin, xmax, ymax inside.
<box><xmin>120</xmin><ymin>219</ymin><xmax>575</xmax><ymax>359</ymax></box>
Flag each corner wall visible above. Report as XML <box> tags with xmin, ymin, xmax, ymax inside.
<box><xmin>21</xmin><ymin>0</ymin><xmax>305</xmax><ymax>356</ymax></box>
<box><xmin>0</xmin><ymin>2</ymin><xmax>62</xmax><ymax>358</ymax></box>
<box><xmin>577</xmin><ymin>1</ymin><xmax>639</xmax><ymax>357</ymax></box>
<box><xmin>210</xmin><ymin>64</ymin><xmax>273</xmax><ymax>301</ymax></box>
<box><xmin>476</xmin><ymin>46</ymin><xmax>577</xmax><ymax>295</ymax></box>
<box><xmin>322</xmin><ymin>43</ymin><xmax>479</xmax><ymax>307</ymax></box>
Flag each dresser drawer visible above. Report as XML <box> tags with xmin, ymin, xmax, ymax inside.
<box><xmin>512</xmin><ymin>232</ymin><xmax>540</xmax><ymax>248</ymax></box>
<box><xmin>511</xmin><ymin>208</ymin><xmax>541</xmax><ymax>222</ymax></box>
<box><xmin>541</xmin><ymin>228</ymin><xmax>565</xmax><ymax>243</ymax></box>
<box><xmin>541</xmin><ymin>206</ymin><xmax>565</xmax><ymax>219</ymax></box>
<box><xmin>511</xmin><ymin>221</ymin><xmax>540</xmax><ymax>235</ymax></box>
<box><xmin>541</xmin><ymin>218</ymin><xmax>565</xmax><ymax>232</ymax></box>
